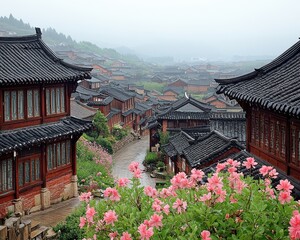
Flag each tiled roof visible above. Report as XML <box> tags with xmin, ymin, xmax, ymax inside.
<box><xmin>182</xmin><ymin>131</ymin><xmax>244</xmax><ymax>168</ymax></box>
<box><xmin>169</xmin><ymin>131</ymin><xmax>194</xmax><ymax>154</ymax></box>
<box><xmin>76</xmin><ymin>86</ymin><xmax>101</xmax><ymax>97</ymax></box>
<box><xmin>202</xmin><ymin>150</ymin><xmax>300</xmax><ymax>199</ymax></box>
<box><xmin>100</xmin><ymin>86</ymin><xmax>134</xmax><ymax>102</ymax></box>
<box><xmin>0</xmin><ymin>28</ymin><xmax>91</xmax><ymax>85</ymax></box>
<box><xmin>122</xmin><ymin>109</ymin><xmax>134</xmax><ymax>117</ymax></box>
<box><xmin>0</xmin><ymin>117</ymin><xmax>92</xmax><ymax>155</ymax></box>
<box><xmin>70</xmin><ymin>100</ymin><xmax>97</xmax><ymax>120</ymax></box>
<box><xmin>157</xmin><ymin>96</ymin><xmax>212</xmax><ymax>120</ymax></box>
<box><xmin>168</xmin><ymin>126</ymin><xmax>211</xmax><ymax>139</ymax></box>
<box><xmin>107</xmin><ymin>108</ymin><xmax>121</xmax><ymax>120</ymax></box>
<box><xmin>209</xmin><ymin>112</ymin><xmax>245</xmax><ymax>120</ymax></box>
<box><xmin>216</xmin><ymin>39</ymin><xmax>300</xmax><ymax>118</ymax></box>
<box><xmin>162</xmin><ymin>143</ymin><xmax>177</xmax><ymax>157</ymax></box>
<box><xmin>87</xmin><ymin>96</ymin><xmax>113</xmax><ymax>106</ymax></box>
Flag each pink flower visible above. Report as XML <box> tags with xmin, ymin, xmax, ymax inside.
<box><xmin>120</xmin><ymin>232</ymin><xmax>132</xmax><ymax>240</ymax></box>
<box><xmin>109</xmin><ymin>231</ymin><xmax>118</xmax><ymax>240</ymax></box>
<box><xmin>117</xmin><ymin>178</ymin><xmax>130</xmax><ymax>187</ymax></box>
<box><xmin>149</xmin><ymin>213</ymin><xmax>163</xmax><ymax>228</ymax></box>
<box><xmin>144</xmin><ymin>186</ymin><xmax>158</xmax><ymax>198</ymax></box>
<box><xmin>276</xmin><ymin>179</ymin><xmax>294</xmax><ymax>193</ymax></box>
<box><xmin>133</xmin><ymin>168</ymin><xmax>142</xmax><ymax>178</ymax></box>
<box><xmin>216</xmin><ymin>162</ymin><xmax>227</xmax><ymax>173</ymax></box>
<box><xmin>163</xmin><ymin>204</ymin><xmax>170</xmax><ymax>215</ymax></box>
<box><xmin>128</xmin><ymin>161</ymin><xmax>139</xmax><ymax>172</ymax></box>
<box><xmin>104</xmin><ymin>187</ymin><xmax>121</xmax><ymax>201</ymax></box>
<box><xmin>289</xmin><ymin>211</ymin><xmax>300</xmax><ymax>240</ymax></box>
<box><xmin>230</xmin><ymin>195</ymin><xmax>238</xmax><ymax>203</ymax></box>
<box><xmin>226</xmin><ymin>158</ymin><xmax>240</xmax><ymax>168</ymax></box>
<box><xmin>152</xmin><ymin>198</ymin><xmax>163</xmax><ymax>212</ymax></box>
<box><xmin>259</xmin><ymin>165</ymin><xmax>273</xmax><ymax>177</ymax></box>
<box><xmin>200</xmin><ymin>192</ymin><xmax>212</xmax><ymax>202</ymax></box>
<box><xmin>172</xmin><ymin>198</ymin><xmax>187</xmax><ymax>214</ymax></box>
<box><xmin>159</xmin><ymin>188</ymin><xmax>172</xmax><ymax>198</ymax></box>
<box><xmin>207</xmin><ymin>173</ymin><xmax>223</xmax><ymax>191</ymax></box>
<box><xmin>79</xmin><ymin>192</ymin><xmax>93</xmax><ymax>203</ymax></box>
<box><xmin>201</xmin><ymin>230</ymin><xmax>211</xmax><ymax>240</ymax></box>
<box><xmin>79</xmin><ymin>217</ymin><xmax>86</xmax><ymax>228</ymax></box>
<box><xmin>265</xmin><ymin>187</ymin><xmax>276</xmax><ymax>199</ymax></box>
<box><xmin>278</xmin><ymin>191</ymin><xmax>292</xmax><ymax>204</ymax></box>
<box><xmin>128</xmin><ymin>162</ymin><xmax>142</xmax><ymax>178</ymax></box>
<box><xmin>242</xmin><ymin>157</ymin><xmax>258</xmax><ymax>169</ymax></box>
<box><xmin>138</xmin><ymin>223</ymin><xmax>154</xmax><ymax>240</ymax></box>
<box><xmin>214</xmin><ymin>187</ymin><xmax>227</xmax><ymax>203</ymax></box>
<box><xmin>190</xmin><ymin>168</ymin><xmax>204</xmax><ymax>183</ymax></box>
<box><xmin>171</xmin><ymin>172</ymin><xmax>191</xmax><ymax>189</ymax></box>
<box><xmin>86</xmin><ymin>205</ymin><xmax>96</xmax><ymax>223</ymax></box>
<box><xmin>269</xmin><ymin>168</ymin><xmax>278</xmax><ymax>179</ymax></box>
<box><xmin>96</xmin><ymin>171</ymin><xmax>102</xmax><ymax>176</ymax></box>
<box><xmin>104</xmin><ymin>210</ymin><xmax>118</xmax><ymax>225</ymax></box>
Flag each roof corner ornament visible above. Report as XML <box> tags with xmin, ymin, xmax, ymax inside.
<box><xmin>35</xmin><ymin>27</ymin><xmax>42</xmax><ymax>39</ymax></box>
<box><xmin>184</xmin><ymin>92</ymin><xmax>189</xmax><ymax>99</ymax></box>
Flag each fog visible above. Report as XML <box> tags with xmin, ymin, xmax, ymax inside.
<box><xmin>1</xmin><ymin>0</ymin><xmax>300</xmax><ymax>60</ymax></box>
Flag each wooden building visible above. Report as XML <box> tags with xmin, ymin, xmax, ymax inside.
<box><xmin>216</xmin><ymin>39</ymin><xmax>300</xmax><ymax>181</ymax></box>
<box><xmin>0</xmin><ymin>28</ymin><xmax>92</xmax><ymax>218</ymax></box>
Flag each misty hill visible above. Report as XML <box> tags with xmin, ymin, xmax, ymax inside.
<box><xmin>0</xmin><ymin>14</ymin><xmax>141</xmax><ymax>65</ymax></box>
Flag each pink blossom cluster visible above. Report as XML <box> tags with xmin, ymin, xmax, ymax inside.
<box><xmin>79</xmin><ymin>137</ymin><xmax>113</xmax><ymax>175</ymax></box>
<box><xmin>79</xmin><ymin>192</ymin><xmax>92</xmax><ymax>203</ymax></box>
<box><xmin>128</xmin><ymin>161</ymin><xmax>142</xmax><ymax>178</ymax></box>
<box><xmin>276</xmin><ymin>179</ymin><xmax>294</xmax><ymax>204</ymax></box>
<box><xmin>117</xmin><ymin>177</ymin><xmax>130</xmax><ymax>187</ymax></box>
<box><xmin>103</xmin><ymin>187</ymin><xmax>121</xmax><ymax>201</ymax></box>
<box><xmin>289</xmin><ymin>210</ymin><xmax>300</xmax><ymax>240</ymax></box>
<box><xmin>170</xmin><ymin>169</ymin><xmax>204</xmax><ymax>189</ymax></box>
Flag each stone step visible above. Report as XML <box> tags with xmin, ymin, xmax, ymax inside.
<box><xmin>46</xmin><ymin>227</ymin><xmax>58</xmax><ymax>240</ymax></box>
<box><xmin>31</xmin><ymin>220</ymin><xmax>40</xmax><ymax>231</ymax></box>
<box><xmin>31</xmin><ymin>225</ymin><xmax>48</xmax><ymax>239</ymax></box>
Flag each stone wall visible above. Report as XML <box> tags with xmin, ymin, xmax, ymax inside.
<box><xmin>112</xmin><ymin>133</ymin><xmax>135</xmax><ymax>153</ymax></box>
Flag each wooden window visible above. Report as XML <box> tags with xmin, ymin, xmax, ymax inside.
<box><xmin>47</xmin><ymin>140</ymin><xmax>71</xmax><ymax>170</ymax></box>
<box><xmin>0</xmin><ymin>158</ymin><xmax>13</xmax><ymax>193</ymax></box>
<box><xmin>46</xmin><ymin>87</ymin><xmax>65</xmax><ymax>115</ymax></box>
<box><xmin>27</xmin><ymin>89</ymin><xmax>40</xmax><ymax>118</ymax></box>
<box><xmin>18</xmin><ymin>157</ymin><xmax>40</xmax><ymax>187</ymax></box>
<box><xmin>251</xmin><ymin>112</ymin><xmax>255</xmax><ymax>142</ymax></box>
<box><xmin>292</xmin><ymin>128</ymin><xmax>296</xmax><ymax>161</ymax></box>
<box><xmin>270</xmin><ymin>120</ymin><xmax>275</xmax><ymax>152</ymax></box>
<box><xmin>281</xmin><ymin>125</ymin><xmax>286</xmax><ymax>157</ymax></box>
<box><xmin>255</xmin><ymin>115</ymin><xmax>259</xmax><ymax>146</ymax></box>
<box><xmin>260</xmin><ymin>114</ymin><xmax>264</xmax><ymax>147</ymax></box>
<box><xmin>264</xmin><ymin>116</ymin><xmax>269</xmax><ymax>149</ymax></box>
<box><xmin>275</xmin><ymin>121</ymin><xmax>280</xmax><ymax>155</ymax></box>
<box><xmin>4</xmin><ymin>90</ymin><xmax>24</xmax><ymax>121</ymax></box>
<box><xmin>298</xmin><ymin>131</ymin><xmax>300</xmax><ymax>163</ymax></box>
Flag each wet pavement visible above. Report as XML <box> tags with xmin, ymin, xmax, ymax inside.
<box><xmin>112</xmin><ymin>136</ymin><xmax>156</xmax><ymax>187</ymax></box>
<box><xmin>23</xmin><ymin>197</ymin><xmax>80</xmax><ymax>227</ymax></box>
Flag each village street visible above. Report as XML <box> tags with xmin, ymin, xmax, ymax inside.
<box><xmin>112</xmin><ymin>136</ymin><xmax>156</xmax><ymax>187</ymax></box>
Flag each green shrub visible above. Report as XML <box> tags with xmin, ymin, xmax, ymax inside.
<box><xmin>96</xmin><ymin>137</ymin><xmax>113</xmax><ymax>154</ymax></box>
<box><xmin>156</xmin><ymin>161</ymin><xmax>164</xmax><ymax>168</ymax></box>
<box><xmin>53</xmin><ymin>205</ymin><xmax>85</xmax><ymax>240</ymax></box>
<box><xmin>144</xmin><ymin>151</ymin><xmax>158</xmax><ymax>165</ymax></box>
<box><xmin>112</xmin><ymin>126</ymin><xmax>128</xmax><ymax>140</ymax></box>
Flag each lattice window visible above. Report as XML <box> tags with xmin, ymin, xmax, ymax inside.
<box><xmin>4</xmin><ymin>90</ymin><xmax>24</xmax><ymax>121</ymax></box>
<box><xmin>264</xmin><ymin>116</ymin><xmax>269</xmax><ymax>148</ymax></box>
<box><xmin>47</xmin><ymin>140</ymin><xmax>71</xmax><ymax>170</ymax></box>
<box><xmin>46</xmin><ymin>86</ymin><xmax>65</xmax><ymax>115</ymax></box>
<box><xmin>260</xmin><ymin>114</ymin><xmax>264</xmax><ymax>147</ymax></box>
<box><xmin>281</xmin><ymin>125</ymin><xmax>286</xmax><ymax>157</ymax></box>
<box><xmin>0</xmin><ymin>158</ymin><xmax>13</xmax><ymax>193</ymax></box>
<box><xmin>19</xmin><ymin>157</ymin><xmax>40</xmax><ymax>187</ymax></box>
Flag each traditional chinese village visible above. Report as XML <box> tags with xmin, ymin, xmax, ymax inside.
<box><xmin>1</xmin><ymin>1</ymin><xmax>300</xmax><ymax>239</ymax></box>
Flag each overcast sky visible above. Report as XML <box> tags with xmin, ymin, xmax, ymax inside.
<box><xmin>1</xmin><ymin>0</ymin><xmax>300</xmax><ymax>60</ymax></box>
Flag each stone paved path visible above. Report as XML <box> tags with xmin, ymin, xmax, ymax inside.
<box><xmin>112</xmin><ymin>136</ymin><xmax>156</xmax><ymax>187</ymax></box>
<box><xmin>23</xmin><ymin>197</ymin><xmax>80</xmax><ymax>227</ymax></box>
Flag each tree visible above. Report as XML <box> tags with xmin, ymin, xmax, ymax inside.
<box><xmin>93</xmin><ymin>111</ymin><xmax>110</xmax><ymax>138</ymax></box>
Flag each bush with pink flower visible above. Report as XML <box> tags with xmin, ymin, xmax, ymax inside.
<box><xmin>80</xmin><ymin>159</ymin><xmax>300</xmax><ymax>239</ymax></box>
